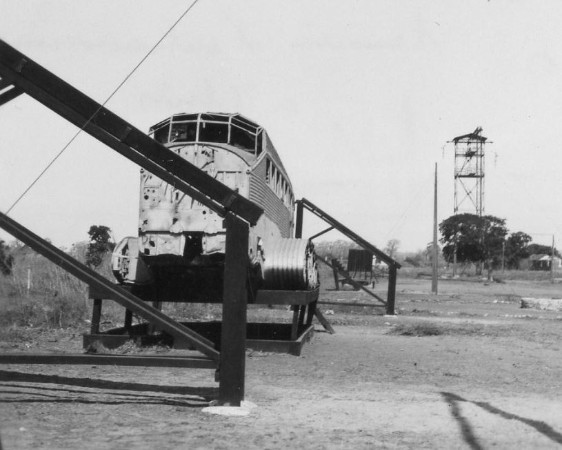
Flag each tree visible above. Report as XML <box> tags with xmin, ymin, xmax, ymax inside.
<box><xmin>439</xmin><ymin>214</ymin><xmax>508</xmax><ymax>277</ymax></box>
<box><xmin>527</xmin><ymin>243</ymin><xmax>561</xmax><ymax>258</ymax></box>
<box><xmin>384</xmin><ymin>239</ymin><xmax>400</xmax><ymax>259</ymax></box>
<box><xmin>86</xmin><ymin>225</ymin><xmax>115</xmax><ymax>268</ymax></box>
<box><xmin>0</xmin><ymin>239</ymin><xmax>13</xmax><ymax>275</ymax></box>
<box><xmin>504</xmin><ymin>231</ymin><xmax>532</xmax><ymax>269</ymax></box>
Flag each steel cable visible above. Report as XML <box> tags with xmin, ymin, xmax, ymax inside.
<box><xmin>6</xmin><ymin>0</ymin><xmax>201</xmax><ymax>214</ymax></box>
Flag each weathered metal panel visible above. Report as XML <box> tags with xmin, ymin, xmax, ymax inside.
<box><xmin>249</xmin><ymin>157</ymin><xmax>292</xmax><ymax>237</ymax></box>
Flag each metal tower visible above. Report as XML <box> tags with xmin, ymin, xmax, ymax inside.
<box><xmin>451</xmin><ymin>127</ymin><xmax>487</xmax><ymax>216</ymax></box>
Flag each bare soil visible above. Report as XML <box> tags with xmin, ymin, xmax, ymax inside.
<box><xmin>2</xmin><ymin>277</ymin><xmax>562</xmax><ymax>449</ymax></box>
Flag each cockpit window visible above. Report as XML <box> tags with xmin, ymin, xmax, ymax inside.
<box><xmin>173</xmin><ymin>114</ymin><xmax>198</xmax><ymax>121</ymax></box>
<box><xmin>153</xmin><ymin>123</ymin><xmax>170</xmax><ymax>143</ymax></box>
<box><xmin>231</xmin><ymin>125</ymin><xmax>256</xmax><ymax>151</ymax></box>
<box><xmin>199</xmin><ymin>121</ymin><xmax>228</xmax><ymax>143</ymax></box>
<box><xmin>151</xmin><ymin>114</ymin><xmax>263</xmax><ymax>154</ymax></box>
<box><xmin>201</xmin><ymin>113</ymin><xmax>229</xmax><ymax>122</ymax></box>
<box><xmin>171</xmin><ymin>122</ymin><xmax>197</xmax><ymax>142</ymax></box>
<box><xmin>256</xmin><ymin>130</ymin><xmax>263</xmax><ymax>156</ymax></box>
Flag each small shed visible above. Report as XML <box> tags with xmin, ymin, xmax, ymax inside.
<box><xmin>529</xmin><ymin>254</ymin><xmax>562</xmax><ymax>271</ymax></box>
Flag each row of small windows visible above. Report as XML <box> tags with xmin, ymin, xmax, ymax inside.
<box><xmin>150</xmin><ymin>114</ymin><xmax>263</xmax><ymax>156</ymax></box>
<box><xmin>265</xmin><ymin>158</ymin><xmax>294</xmax><ymax>208</ymax></box>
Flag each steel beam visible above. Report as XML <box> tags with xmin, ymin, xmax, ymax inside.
<box><xmin>297</xmin><ymin>198</ymin><xmax>401</xmax><ymax>268</ymax></box>
<box><xmin>309</xmin><ymin>226</ymin><xmax>334</xmax><ymax>241</ymax></box>
<box><xmin>295</xmin><ymin>200</ymin><xmax>304</xmax><ymax>239</ymax></box>
<box><xmin>0</xmin><ymin>212</ymin><xmax>220</xmax><ymax>361</ymax></box>
<box><xmin>254</xmin><ymin>289</ymin><xmax>319</xmax><ymax>305</ymax></box>
<box><xmin>0</xmin><ymin>85</ymin><xmax>22</xmax><ymax>106</ymax></box>
<box><xmin>386</xmin><ymin>264</ymin><xmax>397</xmax><ymax>315</ymax></box>
<box><xmin>317</xmin><ymin>254</ymin><xmax>386</xmax><ymax>304</ymax></box>
<box><xmin>0</xmin><ymin>353</ymin><xmax>216</xmax><ymax>369</ymax></box>
<box><xmin>318</xmin><ymin>300</ymin><xmax>385</xmax><ymax>308</ymax></box>
<box><xmin>0</xmin><ymin>77</ymin><xmax>12</xmax><ymax>90</ymax></box>
<box><xmin>218</xmin><ymin>213</ymin><xmax>249</xmax><ymax>406</ymax></box>
<box><xmin>0</xmin><ymin>39</ymin><xmax>262</xmax><ymax>225</ymax></box>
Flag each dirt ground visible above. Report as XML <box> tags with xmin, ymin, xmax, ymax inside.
<box><xmin>2</xmin><ymin>277</ymin><xmax>562</xmax><ymax>449</ymax></box>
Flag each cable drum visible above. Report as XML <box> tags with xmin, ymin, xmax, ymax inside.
<box><xmin>262</xmin><ymin>238</ymin><xmax>318</xmax><ymax>290</ymax></box>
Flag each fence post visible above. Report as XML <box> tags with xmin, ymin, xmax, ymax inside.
<box><xmin>218</xmin><ymin>213</ymin><xmax>249</xmax><ymax>406</ymax></box>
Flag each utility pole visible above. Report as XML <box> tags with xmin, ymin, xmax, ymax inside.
<box><xmin>432</xmin><ymin>163</ymin><xmax>438</xmax><ymax>294</ymax></box>
<box><xmin>551</xmin><ymin>235</ymin><xmax>555</xmax><ymax>283</ymax></box>
<box><xmin>453</xmin><ymin>232</ymin><xmax>457</xmax><ymax>277</ymax></box>
<box><xmin>501</xmin><ymin>241</ymin><xmax>505</xmax><ymax>273</ymax></box>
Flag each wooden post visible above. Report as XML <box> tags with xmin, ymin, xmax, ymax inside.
<box><xmin>218</xmin><ymin>213</ymin><xmax>249</xmax><ymax>406</ymax></box>
<box><xmin>386</xmin><ymin>264</ymin><xmax>397</xmax><ymax>315</ymax></box>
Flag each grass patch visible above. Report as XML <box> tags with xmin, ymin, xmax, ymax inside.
<box><xmin>388</xmin><ymin>322</ymin><xmax>445</xmax><ymax>336</ymax></box>
<box><xmin>0</xmin><ymin>250</ymin><xmax>118</xmax><ymax>329</ymax></box>
<box><xmin>409</xmin><ymin>309</ymin><xmax>440</xmax><ymax>316</ymax></box>
<box><xmin>386</xmin><ymin>321</ymin><xmax>507</xmax><ymax>337</ymax></box>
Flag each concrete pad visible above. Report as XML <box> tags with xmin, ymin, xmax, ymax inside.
<box><xmin>202</xmin><ymin>401</ymin><xmax>257</xmax><ymax>417</ymax></box>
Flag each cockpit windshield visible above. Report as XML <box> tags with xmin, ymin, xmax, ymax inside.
<box><xmin>149</xmin><ymin>113</ymin><xmax>263</xmax><ymax>155</ymax></box>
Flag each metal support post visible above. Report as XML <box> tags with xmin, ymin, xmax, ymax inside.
<box><xmin>124</xmin><ymin>309</ymin><xmax>133</xmax><ymax>331</ymax></box>
<box><xmin>295</xmin><ymin>201</ymin><xmax>303</xmax><ymax>239</ymax></box>
<box><xmin>90</xmin><ymin>299</ymin><xmax>102</xmax><ymax>334</ymax></box>
<box><xmin>218</xmin><ymin>213</ymin><xmax>249</xmax><ymax>406</ymax></box>
<box><xmin>386</xmin><ymin>264</ymin><xmax>397</xmax><ymax>315</ymax></box>
<box><xmin>331</xmin><ymin>258</ymin><xmax>340</xmax><ymax>290</ymax></box>
<box><xmin>291</xmin><ymin>307</ymin><xmax>300</xmax><ymax>341</ymax></box>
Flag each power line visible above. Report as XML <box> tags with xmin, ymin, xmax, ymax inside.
<box><xmin>6</xmin><ymin>0</ymin><xmax>200</xmax><ymax>214</ymax></box>
<box><xmin>383</xmin><ymin>172</ymin><xmax>432</xmax><ymax>243</ymax></box>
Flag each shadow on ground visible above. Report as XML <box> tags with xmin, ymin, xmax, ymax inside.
<box><xmin>442</xmin><ymin>391</ymin><xmax>562</xmax><ymax>449</ymax></box>
<box><xmin>0</xmin><ymin>369</ymin><xmax>216</xmax><ymax>407</ymax></box>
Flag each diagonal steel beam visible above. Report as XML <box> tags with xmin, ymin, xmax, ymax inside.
<box><xmin>0</xmin><ymin>211</ymin><xmax>220</xmax><ymax>361</ymax></box>
<box><xmin>298</xmin><ymin>198</ymin><xmax>401</xmax><ymax>268</ymax></box>
<box><xmin>316</xmin><ymin>254</ymin><xmax>386</xmax><ymax>304</ymax></box>
<box><xmin>0</xmin><ymin>77</ymin><xmax>12</xmax><ymax>90</ymax></box>
<box><xmin>0</xmin><ymin>85</ymin><xmax>22</xmax><ymax>106</ymax></box>
<box><xmin>0</xmin><ymin>39</ymin><xmax>262</xmax><ymax>225</ymax></box>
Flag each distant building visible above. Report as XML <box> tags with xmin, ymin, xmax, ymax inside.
<box><xmin>528</xmin><ymin>254</ymin><xmax>562</xmax><ymax>271</ymax></box>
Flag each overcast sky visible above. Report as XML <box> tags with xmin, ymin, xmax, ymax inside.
<box><xmin>0</xmin><ymin>0</ymin><xmax>561</xmax><ymax>252</ymax></box>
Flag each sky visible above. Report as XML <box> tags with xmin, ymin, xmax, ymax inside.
<box><xmin>0</xmin><ymin>0</ymin><xmax>561</xmax><ymax>252</ymax></box>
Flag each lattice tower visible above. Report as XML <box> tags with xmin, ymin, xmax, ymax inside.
<box><xmin>451</xmin><ymin>127</ymin><xmax>487</xmax><ymax>216</ymax></box>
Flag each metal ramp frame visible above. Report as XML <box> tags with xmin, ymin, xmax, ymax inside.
<box><xmin>295</xmin><ymin>198</ymin><xmax>401</xmax><ymax>315</ymax></box>
<box><xmin>0</xmin><ymin>39</ymin><xmax>259</xmax><ymax>405</ymax></box>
